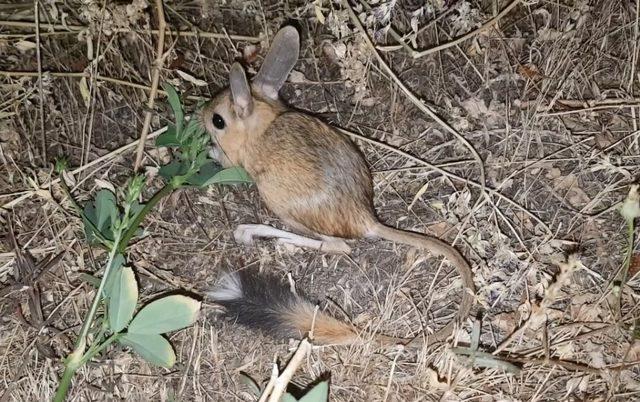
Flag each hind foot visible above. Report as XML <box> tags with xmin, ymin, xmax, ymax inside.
<box><xmin>233</xmin><ymin>224</ymin><xmax>350</xmax><ymax>254</ymax></box>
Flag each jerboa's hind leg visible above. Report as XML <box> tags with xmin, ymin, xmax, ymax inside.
<box><xmin>233</xmin><ymin>224</ymin><xmax>351</xmax><ymax>253</ymax></box>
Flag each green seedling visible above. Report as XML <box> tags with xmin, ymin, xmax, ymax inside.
<box><xmin>54</xmin><ymin>84</ymin><xmax>251</xmax><ymax>401</ymax></box>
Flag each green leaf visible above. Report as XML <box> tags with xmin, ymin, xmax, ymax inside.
<box><xmin>159</xmin><ymin>160</ymin><xmax>189</xmax><ymax>180</ymax></box>
<box><xmin>239</xmin><ymin>372</ymin><xmax>262</xmax><ymax>397</ymax></box>
<box><xmin>298</xmin><ymin>381</ymin><xmax>329</xmax><ymax>402</ymax></box>
<box><xmin>82</xmin><ymin>204</ymin><xmax>99</xmax><ymax>242</ymax></box>
<box><xmin>94</xmin><ymin>189</ymin><xmax>118</xmax><ymax>231</ymax></box>
<box><xmin>128</xmin><ymin>295</ymin><xmax>201</xmax><ymax>334</ymax></box>
<box><xmin>198</xmin><ymin>166</ymin><xmax>253</xmax><ymax>187</ymax></box>
<box><xmin>185</xmin><ymin>161</ymin><xmax>223</xmax><ymax>187</ymax></box>
<box><xmin>129</xmin><ymin>201</ymin><xmax>145</xmax><ymax>222</ymax></box>
<box><xmin>281</xmin><ymin>394</ymin><xmax>298</xmax><ymax>402</ymax></box>
<box><xmin>103</xmin><ymin>254</ymin><xmax>126</xmax><ymax>297</ymax></box>
<box><xmin>119</xmin><ymin>333</ymin><xmax>176</xmax><ymax>368</ymax></box>
<box><xmin>54</xmin><ymin>156</ymin><xmax>69</xmax><ymax>174</ymax></box>
<box><xmin>108</xmin><ymin>266</ymin><xmax>138</xmax><ymax>333</ymax></box>
<box><xmin>155</xmin><ymin>125</ymin><xmax>180</xmax><ymax>147</ymax></box>
<box><xmin>163</xmin><ymin>84</ymin><xmax>184</xmax><ymax>133</ymax></box>
<box><xmin>82</xmin><ymin>189</ymin><xmax>118</xmax><ymax>244</ymax></box>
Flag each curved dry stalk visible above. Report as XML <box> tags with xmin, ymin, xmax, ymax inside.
<box><xmin>408</xmin><ymin>0</ymin><xmax>523</xmax><ymax>59</ymax></box>
<box><xmin>0</xmin><ymin>70</ymin><xmax>205</xmax><ymax>100</ymax></box>
<box><xmin>343</xmin><ymin>0</ymin><xmax>487</xmax><ymax>195</ymax></box>
<box><xmin>0</xmin><ymin>20</ymin><xmax>262</xmax><ymax>42</ymax></box>
<box><xmin>134</xmin><ymin>0</ymin><xmax>167</xmax><ymax>171</ymax></box>
<box><xmin>360</xmin><ymin>0</ymin><xmax>522</xmax><ymax>60</ymax></box>
<box><xmin>34</xmin><ymin>1</ymin><xmax>46</xmax><ymax>165</ymax></box>
<box><xmin>265</xmin><ymin>338</ymin><xmax>312</xmax><ymax>402</ymax></box>
<box><xmin>341</xmin><ymin>128</ymin><xmax>552</xmax><ymax>235</ymax></box>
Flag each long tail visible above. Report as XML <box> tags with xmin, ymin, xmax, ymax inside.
<box><xmin>371</xmin><ymin>223</ymin><xmax>475</xmax><ymax>342</ymax></box>
<box><xmin>208</xmin><ymin>270</ymin><xmax>401</xmax><ymax>345</ymax></box>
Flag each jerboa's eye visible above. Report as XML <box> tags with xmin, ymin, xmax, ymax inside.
<box><xmin>212</xmin><ymin>113</ymin><xmax>225</xmax><ymax>129</ymax></box>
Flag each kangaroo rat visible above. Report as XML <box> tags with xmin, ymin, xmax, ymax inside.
<box><xmin>204</xmin><ymin>26</ymin><xmax>474</xmax><ymax>345</ymax></box>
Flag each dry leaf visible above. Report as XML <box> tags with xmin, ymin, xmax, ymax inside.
<box><xmin>594</xmin><ymin>130</ymin><xmax>615</xmax><ymax>149</ymax></box>
<box><xmin>493</xmin><ymin>312</ymin><xmax>517</xmax><ymax>333</ymax></box>
<box><xmin>288</xmin><ymin>70</ymin><xmax>306</xmax><ymax>83</ymax></box>
<box><xmin>565</xmin><ymin>376</ymin><xmax>590</xmax><ymax>395</ymax></box>
<box><xmin>517</xmin><ymin>64</ymin><xmax>543</xmax><ymax>80</ymax></box>
<box><xmin>243</xmin><ymin>44</ymin><xmax>260</xmax><ymax>64</ymax></box>
<box><xmin>176</xmin><ymin>70</ymin><xmax>207</xmax><ymax>87</ymax></box>
<box><xmin>425</xmin><ymin>367</ymin><xmax>449</xmax><ymax>391</ymax></box>
<box><xmin>94</xmin><ymin>179</ymin><xmax>116</xmax><ymax>193</ymax></box>
<box><xmin>62</xmin><ymin>171</ymin><xmax>76</xmax><ymax>187</ymax></box>
<box><xmin>629</xmin><ymin>253</ymin><xmax>640</xmax><ymax>277</ymax></box>
<box><xmin>314</xmin><ymin>0</ymin><xmax>326</xmax><ymax>24</ymax></box>
<box><xmin>551</xmin><ymin>173</ymin><xmax>590</xmax><ymax>207</ymax></box>
<box><xmin>14</xmin><ymin>40</ymin><xmax>36</xmax><ymax>52</ymax></box>
<box><xmin>408</xmin><ymin>182</ymin><xmax>429</xmax><ymax>211</ymax></box>
<box><xmin>461</xmin><ymin>97</ymin><xmax>505</xmax><ymax>127</ymax></box>
<box><xmin>79</xmin><ymin>76</ymin><xmax>91</xmax><ymax>108</ymax></box>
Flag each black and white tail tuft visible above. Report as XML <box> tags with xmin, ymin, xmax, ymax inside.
<box><xmin>208</xmin><ymin>271</ymin><xmax>371</xmax><ymax>345</ymax></box>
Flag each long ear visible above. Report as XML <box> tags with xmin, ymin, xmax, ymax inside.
<box><xmin>253</xmin><ymin>26</ymin><xmax>300</xmax><ymax>100</ymax></box>
<box><xmin>229</xmin><ymin>62</ymin><xmax>253</xmax><ymax>118</ymax></box>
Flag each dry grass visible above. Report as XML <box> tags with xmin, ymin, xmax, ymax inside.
<box><xmin>1</xmin><ymin>0</ymin><xmax>639</xmax><ymax>400</ymax></box>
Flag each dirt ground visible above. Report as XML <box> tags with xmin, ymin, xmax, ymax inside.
<box><xmin>1</xmin><ymin>0</ymin><xmax>639</xmax><ymax>400</ymax></box>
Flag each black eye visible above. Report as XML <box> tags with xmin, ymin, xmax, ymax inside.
<box><xmin>212</xmin><ymin>113</ymin><xmax>226</xmax><ymax>129</ymax></box>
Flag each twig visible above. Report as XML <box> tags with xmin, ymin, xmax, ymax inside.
<box><xmin>257</xmin><ymin>360</ymin><xmax>279</xmax><ymax>402</ymax></box>
<box><xmin>34</xmin><ymin>1</ymin><xmax>46</xmax><ymax>165</ymax></box>
<box><xmin>628</xmin><ymin>0</ymin><xmax>640</xmax><ymax>138</ymax></box>
<box><xmin>342</xmin><ymin>0</ymin><xmax>517</xmax><ymax>249</ymax></box>
<box><xmin>343</xmin><ymin>0</ymin><xmax>486</xmax><ymax>191</ymax></box>
<box><xmin>0</xmin><ymin>127</ymin><xmax>166</xmax><ymax>211</ymax></box>
<box><xmin>502</xmin><ymin>356</ymin><xmax>602</xmax><ymax>374</ymax></box>
<box><xmin>134</xmin><ymin>0</ymin><xmax>167</xmax><ymax>171</ymax></box>
<box><xmin>266</xmin><ymin>338</ymin><xmax>312</xmax><ymax>402</ymax></box>
<box><xmin>0</xmin><ymin>70</ymin><xmax>205</xmax><ymax>100</ymax></box>
<box><xmin>374</xmin><ymin>0</ymin><xmax>522</xmax><ymax>59</ymax></box>
<box><xmin>493</xmin><ymin>256</ymin><xmax>581</xmax><ymax>354</ymax></box>
<box><xmin>0</xmin><ymin>20</ymin><xmax>262</xmax><ymax>42</ymax></box>
<box><xmin>382</xmin><ymin>346</ymin><xmax>403</xmax><ymax>402</ymax></box>
<box><xmin>340</xmin><ymin>128</ymin><xmax>552</xmax><ymax>235</ymax></box>
<box><xmin>519</xmin><ymin>97</ymin><xmax>640</xmax><ymax>108</ymax></box>
<box><xmin>539</xmin><ymin>102</ymin><xmax>640</xmax><ymax>116</ymax></box>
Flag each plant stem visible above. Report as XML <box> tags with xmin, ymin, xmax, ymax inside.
<box><xmin>53</xmin><ymin>358</ymin><xmax>78</xmax><ymax>402</ymax></box>
<box><xmin>54</xmin><ymin>219</ymin><xmax>126</xmax><ymax>402</ymax></box>
<box><xmin>118</xmin><ymin>181</ymin><xmax>175</xmax><ymax>252</ymax></box>
<box><xmin>79</xmin><ymin>332</ymin><xmax>121</xmax><ymax>366</ymax></box>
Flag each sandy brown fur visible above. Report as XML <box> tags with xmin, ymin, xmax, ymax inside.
<box><xmin>205</xmin><ymin>27</ymin><xmax>475</xmax><ymax>346</ymax></box>
<box><xmin>202</xmin><ymin>88</ymin><xmax>286</xmax><ymax>167</ymax></box>
<box><xmin>244</xmin><ymin>112</ymin><xmax>376</xmax><ymax>238</ymax></box>
<box><xmin>285</xmin><ymin>303</ymin><xmax>359</xmax><ymax>345</ymax></box>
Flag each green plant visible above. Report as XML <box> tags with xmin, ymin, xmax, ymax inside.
<box><xmin>54</xmin><ymin>84</ymin><xmax>251</xmax><ymax>401</ymax></box>
<box><xmin>240</xmin><ymin>338</ymin><xmax>330</xmax><ymax>402</ymax></box>
<box><xmin>241</xmin><ymin>373</ymin><xmax>330</xmax><ymax>402</ymax></box>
